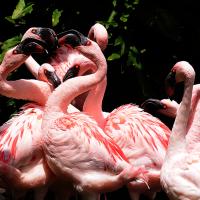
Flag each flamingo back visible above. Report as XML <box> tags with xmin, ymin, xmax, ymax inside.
<box><xmin>104</xmin><ymin>104</ymin><xmax>171</xmax><ymax>168</ymax></box>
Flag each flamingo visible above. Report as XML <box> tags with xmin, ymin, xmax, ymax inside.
<box><xmin>25</xmin><ymin>23</ymin><xmax>170</xmax><ymax>200</ymax></box>
<box><xmin>0</xmin><ymin>25</ymin><xmax>111</xmax><ymax>200</ymax></box>
<box><xmin>40</xmin><ymin>33</ymin><xmax>148</xmax><ymax>200</ymax></box>
<box><xmin>0</xmin><ymin>27</ymin><xmax>63</xmax><ymax>199</ymax></box>
<box><xmin>60</xmin><ymin>24</ymin><xmax>171</xmax><ymax>200</ymax></box>
<box><xmin>159</xmin><ymin>61</ymin><xmax>200</xmax><ymax>200</ymax></box>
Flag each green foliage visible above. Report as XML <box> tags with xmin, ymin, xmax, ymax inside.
<box><xmin>0</xmin><ymin>35</ymin><xmax>22</xmax><ymax>62</ymax></box>
<box><xmin>100</xmin><ymin>0</ymin><xmax>142</xmax><ymax>71</ymax></box>
<box><xmin>52</xmin><ymin>9</ymin><xmax>63</xmax><ymax>27</ymax></box>
<box><xmin>5</xmin><ymin>0</ymin><xmax>34</xmax><ymax>24</ymax></box>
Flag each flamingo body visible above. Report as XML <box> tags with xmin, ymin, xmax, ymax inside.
<box><xmin>41</xmin><ymin>38</ymin><xmax>148</xmax><ymax>196</ymax></box>
<box><xmin>160</xmin><ymin>61</ymin><xmax>200</xmax><ymax>200</ymax></box>
<box><xmin>105</xmin><ymin>104</ymin><xmax>170</xmax><ymax>167</ymax></box>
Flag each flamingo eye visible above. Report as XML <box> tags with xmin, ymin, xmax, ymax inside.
<box><xmin>31</xmin><ymin>29</ymin><xmax>37</xmax><ymax>34</ymax></box>
<box><xmin>163</xmin><ymin>105</ymin><xmax>167</xmax><ymax>109</ymax></box>
<box><xmin>13</xmin><ymin>49</ymin><xmax>19</xmax><ymax>54</ymax></box>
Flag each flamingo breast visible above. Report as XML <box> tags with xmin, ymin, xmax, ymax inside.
<box><xmin>160</xmin><ymin>153</ymin><xmax>200</xmax><ymax>200</ymax></box>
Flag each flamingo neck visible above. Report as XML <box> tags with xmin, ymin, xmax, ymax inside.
<box><xmin>185</xmin><ymin>87</ymin><xmax>200</xmax><ymax>150</ymax></box>
<box><xmin>43</xmin><ymin>51</ymin><xmax>107</xmax><ymax>120</ymax></box>
<box><xmin>168</xmin><ymin>76</ymin><xmax>194</xmax><ymax>150</ymax></box>
<box><xmin>0</xmin><ymin>48</ymin><xmax>51</xmax><ymax>105</ymax></box>
<box><xmin>83</xmin><ymin>76</ymin><xmax>107</xmax><ymax>128</ymax></box>
<box><xmin>0</xmin><ymin>48</ymin><xmax>28</xmax><ymax>79</ymax></box>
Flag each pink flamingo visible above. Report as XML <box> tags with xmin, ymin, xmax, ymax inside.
<box><xmin>40</xmin><ymin>36</ymin><xmax>148</xmax><ymax>200</ymax></box>
<box><xmin>61</xmin><ymin>24</ymin><xmax>171</xmax><ymax>200</ymax></box>
<box><xmin>0</xmin><ymin>27</ymin><xmax>62</xmax><ymax>199</ymax></box>
<box><xmin>160</xmin><ymin>61</ymin><xmax>200</xmax><ymax>200</ymax></box>
<box><xmin>29</xmin><ymin>23</ymin><xmax>170</xmax><ymax>200</ymax></box>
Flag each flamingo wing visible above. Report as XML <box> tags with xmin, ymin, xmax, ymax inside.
<box><xmin>43</xmin><ymin>111</ymin><xmax>129</xmax><ymax>173</ymax></box>
<box><xmin>0</xmin><ymin>103</ymin><xmax>44</xmax><ymax>167</ymax></box>
<box><xmin>104</xmin><ymin>104</ymin><xmax>171</xmax><ymax>166</ymax></box>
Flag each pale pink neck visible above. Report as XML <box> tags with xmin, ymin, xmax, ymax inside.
<box><xmin>0</xmin><ymin>48</ymin><xmax>51</xmax><ymax>105</ymax></box>
<box><xmin>169</xmin><ymin>75</ymin><xmax>194</xmax><ymax>149</ymax></box>
<box><xmin>81</xmin><ymin>23</ymin><xmax>108</xmax><ymax>128</ymax></box>
<box><xmin>185</xmin><ymin>86</ymin><xmax>200</xmax><ymax>149</ymax></box>
<box><xmin>43</xmin><ymin>50</ymin><xmax>107</xmax><ymax>119</ymax></box>
<box><xmin>83</xmin><ymin>76</ymin><xmax>107</xmax><ymax>128</ymax></box>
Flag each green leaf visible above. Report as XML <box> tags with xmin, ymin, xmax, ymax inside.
<box><xmin>0</xmin><ymin>35</ymin><xmax>22</xmax><ymax>62</ymax></box>
<box><xmin>127</xmin><ymin>46</ymin><xmax>142</xmax><ymax>70</ymax></box>
<box><xmin>11</xmin><ymin>0</ymin><xmax>33</xmax><ymax>20</ymax></box>
<box><xmin>5</xmin><ymin>0</ymin><xmax>34</xmax><ymax>24</ymax></box>
<box><xmin>4</xmin><ymin>16</ymin><xmax>16</xmax><ymax>24</ymax></box>
<box><xmin>6</xmin><ymin>99</ymin><xmax>16</xmax><ymax>107</ymax></box>
<box><xmin>1</xmin><ymin>35</ymin><xmax>21</xmax><ymax>51</ymax></box>
<box><xmin>108</xmin><ymin>53</ymin><xmax>121</xmax><ymax>61</ymax></box>
<box><xmin>52</xmin><ymin>9</ymin><xmax>63</xmax><ymax>27</ymax></box>
<box><xmin>120</xmin><ymin>14</ymin><xmax>129</xmax><ymax>22</ymax></box>
<box><xmin>12</xmin><ymin>0</ymin><xmax>25</xmax><ymax>19</ymax></box>
<box><xmin>114</xmin><ymin>36</ymin><xmax>123</xmax><ymax>46</ymax></box>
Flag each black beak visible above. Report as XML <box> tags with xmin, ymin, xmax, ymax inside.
<box><xmin>14</xmin><ymin>27</ymin><xmax>58</xmax><ymax>55</ymax></box>
<box><xmin>58</xmin><ymin>29</ymin><xmax>88</xmax><ymax>47</ymax></box>
<box><xmin>165</xmin><ymin>71</ymin><xmax>176</xmax><ymax>99</ymax></box>
<box><xmin>14</xmin><ymin>38</ymin><xmax>49</xmax><ymax>55</ymax></box>
<box><xmin>44</xmin><ymin>70</ymin><xmax>61</xmax><ymax>88</ymax></box>
<box><xmin>63</xmin><ymin>66</ymin><xmax>80</xmax><ymax>82</ymax></box>
<box><xmin>31</xmin><ymin>27</ymin><xmax>58</xmax><ymax>52</ymax></box>
<box><xmin>141</xmin><ymin>98</ymin><xmax>165</xmax><ymax>112</ymax></box>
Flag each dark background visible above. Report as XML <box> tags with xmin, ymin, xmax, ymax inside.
<box><xmin>0</xmin><ymin>0</ymin><xmax>199</xmax><ymax>199</ymax></box>
<box><xmin>1</xmin><ymin>0</ymin><xmax>200</xmax><ymax>122</ymax></box>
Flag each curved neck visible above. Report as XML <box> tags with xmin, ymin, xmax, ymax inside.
<box><xmin>0</xmin><ymin>48</ymin><xmax>51</xmax><ymax>105</ymax></box>
<box><xmin>185</xmin><ymin>86</ymin><xmax>200</xmax><ymax>149</ymax></box>
<box><xmin>83</xmin><ymin>76</ymin><xmax>107</xmax><ymax>128</ymax></box>
<box><xmin>43</xmin><ymin>50</ymin><xmax>107</xmax><ymax>119</ymax></box>
<box><xmin>169</xmin><ymin>76</ymin><xmax>194</xmax><ymax>148</ymax></box>
<box><xmin>0</xmin><ymin>48</ymin><xmax>28</xmax><ymax>79</ymax></box>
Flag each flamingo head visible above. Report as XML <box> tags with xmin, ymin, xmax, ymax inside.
<box><xmin>165</xmin><ymin>61</ymin><xmax>195</xmax><ymax>101</ymax></box>
<box><xmin>58</xmin><ymin>29</ymin><xmax>88</xmax><ymax>48</ymax></box>
<box><xmin>141</xmin><ymin>98</ymin><xmax>166</xmax><ymax>113</ymax></box>
<box><xmin>63</xmin><ymin>65</ymin><xmax>80</xmax><ymax>82</ymax></box>
<box><xmin>141</xmin><ymin>98</ymin><xmax>178</xmax><ymax>118</ymax></box>
<box><xmin>38</xmin><ymin>63</ymin><xmax>61</xmax><ymax>88</ymax></box>
<box><xmin>88</xmin><ymin>23</ymin><xmax>108</xmax><ymax>51</ymax></box>
<box><xmin>14</xmin><ymin>27</ymin><xmax>58</xmax><ymax>56</ymax></box>
<box><xmin>58</xmin><ymin>30</ymin><xmax>97</xmax><ymax>81</ymax></box>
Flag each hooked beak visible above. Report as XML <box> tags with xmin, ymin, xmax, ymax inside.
<box><xmin>44</xmin><ymin>70</ymin><xmax>61</xmax><ymax>88</ymax></box>
<box><xmin>14</xmin><ymin>27</ymin><xmax>58</xmax><ymax>55</ymax></box>
<box><xmin>31</xmin><ymin>27</ymin><xmax>58</xmax><ymax>52</ymax></box>
<box><xmin>58</xmin><ymin>29</ymin><xmax>88</xmax><ymax>47</ymax></box>
<box><xmin>14</xmin><ymin>38</ymin><xmax>49</xmax><ymax>55</ymax></box>
<box><xmin>63</xmin><ymin>66</ymin><xmax>80</xmax><ymax>82</ymax></box>
<box><xmin>141</xmin><ymin>98</ymin><xmax>165</xmax><ymax>112</ymax></box>
<box><xmin>165</xmin><ymin>71</ymin><xmax>176</xmax><ymax>99</ymax></box>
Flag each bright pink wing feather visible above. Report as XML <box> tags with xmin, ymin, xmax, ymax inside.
<box><xmin>104</xmin><ymin>104</ymin><xmax>171</xmax><ymax>164</ymax></box>
<box><xmin>0</xmin><ymin>103</ymin><xmax>43</xmax><ymax>166</ymax></box>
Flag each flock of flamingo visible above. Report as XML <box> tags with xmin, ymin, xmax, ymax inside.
<box><xmin>0</xmin><ymin>23</ymin><xmax>199</xmax><ymax>200</ymax></box>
